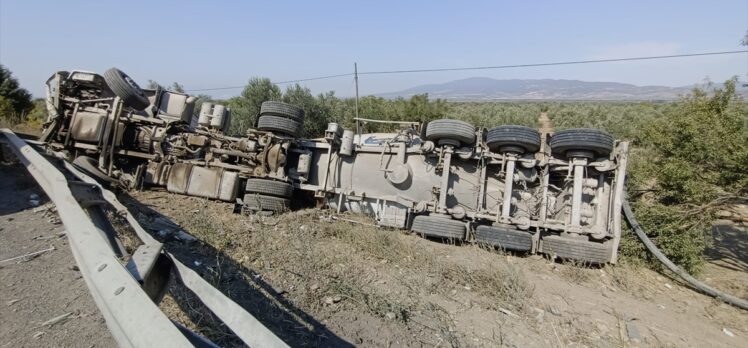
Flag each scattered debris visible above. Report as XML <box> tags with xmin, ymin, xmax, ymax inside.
<box><xmin>498</xmin><ymin>307</ymin><xmax>518</xmax><ymax>317</ymax></box>
<box><xmin>41</xmin><ymin>312</ymin><xmax>72</xmax><ymax>327</ymax></box>
<box><xmin>193</xmin><ymin>260</ymin><xmax>202</xmax><ymax>267</ymax></box>
<box><xmin>32</xmin><ymin>203</ymin><xmax>55</xmax><ymax>213</ymax></box>
<box><xmin>0</xmin><ymin>246</ymin><xmax>55</xmax><ymax>265</ymax></box>
<box><xmin>32</xmin><ymin>331</ymin><xmax>45</xmax><ymax>339</ymax></box>
<box><xmin>330</xmin><ymin>215</ymin><xmax>377</xmax><ymax>226</ymax></box>
<box><xmin>32</xmin><ymin>231</ymin><xmax>66</xmax><ymax>241</ymax></box>
<box><xmin>722</xmin><ymin>328</ymin><xmax>735</xmax><ymax>337</ymax></box>
<box><xmin>385</xmin><ymin>312</ymin><xmax>397</xmax><ymax>320</ymax></box>
<box><xmin>626</xmin><ymin>321</ymin><xmax>642</xmax><ymax>343</ymax></box>
<box><xmin>29</xmin><ymin>193</ymin><xmax>40</xmax><ymax>207</ymax></box>
<box><xmin>664</xmin><ymin>283</ymin><xmax>673</xmax><ymax>289</ymax></box>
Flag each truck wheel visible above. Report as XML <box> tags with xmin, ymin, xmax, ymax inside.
<box><xmin>103</xmin><ymin>68</ymin><xmax>150</xmax><ymax>111</ymax></box>
<box><xmin>486</xmin><ymin>125</ymin><xmax>541</xmax><ymax>154</ymax></box>
<box><xmin>425</xmin><ymin>119</ymin><xmax>476</xmax><ymax>147</ymax></box>
<box><xmin>259</xmin><ymin>101</ymin><xmax>305</xmax><ymax>122</ymax></box>
<box><xmin>411</xmin><ymin>215</ymin><xmax>466</xmax><ymax>240</ymax></box>
<box><xmin>541</xmin><ymin>235</ymin><xmax>612</xmax><ymax>264</ymax></box>
<box><xmin>475</xmin><ymin>225</ymin><xmax>533</xmax><ymax>251</ymax></box>
<box><xmin>549</xmin><ymin>128</ymin><xmax>614</xmax><ymax>158</ymax></box>
<box><xmin>257</xmin><ymin>115</ymin><xmax>302</xmax><ymax>137</ymax></box>
<box><xmin>245</xmin><ymin>178</ymin><xmax>293</xmax><ymax>198</ymax></box>
<box><xmin>243</xmin><ymin>194</ymin><xmax>289</xmax><ymax>213</ymax></box>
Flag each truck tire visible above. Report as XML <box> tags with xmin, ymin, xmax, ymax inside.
<box><xmin>486</xmin><ymin>125</ymin><xmax>541</xmax><ymax>154</ymax></box>
<box><xmin>245</xmin><ymin>179</ymin><xmax>293</xmax><ymax>198</ymax></box>
<box><xmin>475</xmin><ymin>225</ymin><xmax>533</xmax><ymax>251</ymax></box>
<box><xmin>549</xmin><ymin>128</ymin><xmax>614</xmax><ymax>158</ymax></box>
<box><xmin>425</xmin><ymin>119</ymin><xmax>476</xmax><ymax>146</ymax></box>
<box><xmin>411</xmin><ymin>215</ymin><xmax>466</xmax><ymax>240</ymax></box>
<box><xmin>257</xmin><ymin>115</ymin><xmax>302</xmax><ymax>137</ymax></box>
<box><xmin>259</xmin><ymin>101</ymin><xmax>305</xmax><ymax>122</ymax></box>
<box><xmin>103</xmin><ymin>68</ymin><xmax>150</xmax><ymax>111</ymax></box>
<box><xmin>541</xmin><ymin>235</ymin><xmax>612</xmax><ymax>264</ymax></box>
<box><xmin>243</xmin><ymin>194</ymin><xmax>289</xmax><ymax>213</ymax></box>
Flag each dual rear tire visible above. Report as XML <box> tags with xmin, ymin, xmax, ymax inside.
<box><xmin>411</xmin><ymin>215</ymin><xmax>466</xmax><ymax>240</ymax></box>
<box><xmin>257</xmin><ymin>101</ymin><xmax>304</xmax><ymax>137</ymax></box>
<box><xmin>243</xmin><ymin>178</ymin><xmax>292</xmax><ymax>213</ymax></box>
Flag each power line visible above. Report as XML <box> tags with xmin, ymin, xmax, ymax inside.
<box><xmin>185</xmin><ymin>50</ymin><xmax>748</xmax><ymax>92</ymax></box>
<box><xmin>186</xmin><ymin>73</ymin><xmax>354</xmax><ymax>92</ymax></box>
<box><xmin>358</xmin><ymin>50</ymin><xmax>748</xmax><ymax>75</ymax></box>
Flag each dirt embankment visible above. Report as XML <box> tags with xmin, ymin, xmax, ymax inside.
<box><xmin>125</xmin><ymin>188</ymin><xmax>748</xmax><ymax>347</ymax></box>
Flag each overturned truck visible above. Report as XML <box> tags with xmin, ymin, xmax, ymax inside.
<box><xmin>40</xmin><ymin>68</ymin><xmax>629</xmax><ymax>264</ymax></box>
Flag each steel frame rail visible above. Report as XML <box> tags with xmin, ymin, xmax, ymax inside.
<box><xmin>1</xmin><ymin>129</ymin><xmax>289</xmax><ymax>348</ymax></box>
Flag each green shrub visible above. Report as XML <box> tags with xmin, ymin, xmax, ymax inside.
<box><xmin>623</xmin><ymin>79</ymin><xmax>747</xmax><ymax>274</ymax></box>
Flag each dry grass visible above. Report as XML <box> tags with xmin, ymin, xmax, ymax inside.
<box><xmin>557</xmin><ymin>260</ymin><xmax>595</xmax><ymax>284</ymax></box>
<box><xmin>131</xmin><ymin>194</ymin><xmax>536</xmax><ymax>346</ymax></box>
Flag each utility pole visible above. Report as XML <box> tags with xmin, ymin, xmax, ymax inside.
<box><xmin>743</xmin><ymin>31</ymin><xmax>748</xmax><ymax>87</ymax></box>
<box><xmin>354</xmin><ymin>62</ymin><xmax>359</xmax><ymax>119</ymax></box>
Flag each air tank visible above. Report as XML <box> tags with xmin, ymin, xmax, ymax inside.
<box><xmin>211</xmin><ymin>104</ymin><xmax>226</xmax><ymax>129</ymax></box>
<box><xmin>340</xmin><ymin>130</ymin><xmax>355</xmax><ymax>156</ymax></box>
<box><xmin>198</xmin><ymin>102</ymin><xmax>213</xmax><ymax>127</ymax></box>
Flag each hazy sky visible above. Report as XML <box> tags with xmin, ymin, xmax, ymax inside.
<box><xmin>1</xmin><ymin>0</ymin><xmax>746</xmax><ymax>98</ymax></box>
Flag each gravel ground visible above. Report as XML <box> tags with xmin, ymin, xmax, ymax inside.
<box><xmin>0</xmin><ymin>162</ymin><xmax>114</xmax><ymax>347</ymax></box>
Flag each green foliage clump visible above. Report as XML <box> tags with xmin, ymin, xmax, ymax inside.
<box><xmin>0</xmin><ymin>64</ymin><xmax>33</xmax><ymax>124</ymax></box>
<box><xmin>445</xmin><ymin>102</ymin><xmax>539</xmax><ymax>128</ymax></box>
<box><xmin>623</xmin><ymin>80</ymin><xmax>746</xmax><ymax>274</ymax></box>
<box><xmin>548</xmin><ymin>101</ymin><xmax>669</xmax><ymax>143</ymax></box>
<box><xmin>226</xmin><ymin>77</ymin><xmax>281</xmax><ymax>135</ymax></box>
<box><xmin>643</xmin><ymin>79</ymin><xmax>747</xmax><ymax>203</ymax></box>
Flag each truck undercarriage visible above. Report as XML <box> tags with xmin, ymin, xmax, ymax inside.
<box><xmin>39</xmin><ymin>68</ymin><xmax>629</xmax><ymax>264</ymax></box>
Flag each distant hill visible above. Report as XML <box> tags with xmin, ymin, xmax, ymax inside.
<box><xmin>378</xmin><ymin>77</ymin><xmax>748</xmax><ymax>101</ymax></box>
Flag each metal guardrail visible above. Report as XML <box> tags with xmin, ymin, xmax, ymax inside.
<box><xmin>1</xmin><ymin>129</ymin><xmax>289</xmax><ymax>347</ymax></box>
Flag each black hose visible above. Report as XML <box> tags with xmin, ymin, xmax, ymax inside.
<box><xmin>623</xmin><ymin>199</ymin><xmax>748</xmax><ymax>310</ymax></box>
